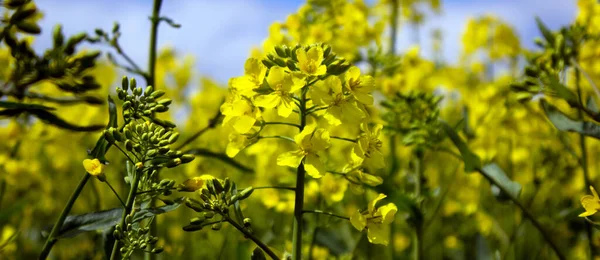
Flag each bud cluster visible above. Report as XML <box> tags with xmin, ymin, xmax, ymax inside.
<box><xmin>263</xmin><ymin>43</ymin><xmax>351</xmax><ymax>76</ymax></box>
<box><xmin>116</xmin><ymin>76</ymin><xmax>175</xmax><ymax>127</ymax></box>
<box><xmin>113</xmin><ymin>209</ymin><xmax>163</xmax><ymax>259</ymax></box>
<box><xmin>183</xmin><ymin>178</ymin><xmax>254</xmax><ymax>232</ymax></box>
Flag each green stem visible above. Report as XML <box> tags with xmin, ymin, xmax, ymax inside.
<box><xmin>0</xmin><ymin>178</ymin><xmax>6</xmax><ymax>210</ymax></box>
<box><xmin>39</xmin><ymin>173</ymin><xmax>91</xmax><ymax>259</ymax></box>
<box><xmin>252</xmin><ymin>186</ymin><xmax>296</xmax><ymax>191</ymax></box>
<box><xmin>575</xmin><ymin>67</ymin><xmax>596</xmax><ymax>258</ymax></box>
<box><xmin>263</xmin><ymin>121</ymin><xmax>301</xmax><ymax>129</ymax></box>
<box><xmin>413</xmin><ymin>151</ymin><xmax>423</xmax><ymax>260</ymax></box>
<box><xmin>105</xmin><ymin>179</ymin><xmax>126</xmax><ymax>208</ymax></box>
<box><xmin>110</xmin><ymin>170</ymin><xmax>141</xmax><ymax>260</ymax></box>
<box><xmin>476</xmin><ymin>168</ymin><xmax>565</xmax><ymax>260</ymax></box>
<box><xmin>330</xmin><ymin>136</ymin><xmax>357</xmax><ymax>143</ymax></box>
<box><xmin>389</xmin><ymin>0</ymin><xmax>399</xmax><ymax>55</ymax></box>
<box><xmin>302</xmin><ymin>210</ymin><xmax>349</xmax><ymax>220</ymax></box>
<box><xmin>146</xmin><ymin>0</ymin><xmax>162</xmax><ymax>89</ymax></box>
<box><xmin>258</xmin><ymin>135</ymin><xmax>295</xmax><ymax>143</ymax></box>
<box><xmin>185</xmin><ymin>148</ymin><xmax>254</xmax><ymax>173</ymax></box>
<box><xmin>292</xmin><ymin>86</ymin><xmax>308</xmax><ymax>260</ymax></box>
<box><xmin>175</xmin><ymin>107</ymin><xmax>222</xmax><ymax>151</ymax></box>
<box><xmin>224</xmin><ymin>216</ymin><xmax>280</xmax><ymax>260</ymax></box>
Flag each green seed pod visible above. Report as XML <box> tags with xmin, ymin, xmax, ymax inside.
<box><xmin>112</xmin><ymin>129</ymin><xmax>124</xmax><ymax>142</ymax></box>
<box><xmin>238</xmin><ymin>186</ymin><xmax>254</xmax><ymax>200</ymax></box>
<box><xmin>211</xmin><ymin>223</ymin><xmax>222</xmax><ymax>231</ymax></box>
<box><xmin>286</xmin><ymin>60</ymin><xmax>297</xmax><ymax>71</ymax></box>
<box><xmin>121</xmin><ymin>76</ymin><xmax>129</xmax><ymax>91</ymax></box>
<box><xmin>151</xmin><ymin>90</ymin><xmax>166</xmax><ymax>99</ymax></box>
<box><xmin>158</xmin><ymin>99</ymin><xmax>172</xmax><ymax>106</ymax></box>
<box><xmin>273</xmin><ymin>57</ymin><xmax>286</xmax><ymax>67</ymax></box>
<box><xmin>129</xmin><ymin>78</ymin><xmax>137</xmax><ymax>90</ymax></box>
<box><xmin>212</xmin><ymin>179</ymin><xmax>224</xmax><ymax>193</ymax></box>
<box><xmin>204</xmin><ymin>211</ymin><xmax>215</xmax><ymax>219</ymax></box>
<box><xmin>104</xmin><ymin>130</ymin><xmax>115</xmax><ymax>143</ymax></box>
<box><xmin>180</xmin><ymin>154</ymin><xmax>195</xmax><ymax>163</ymax></box>
<box><xmin>52</xmin><ymin>24</ymin><xmax>64</xmax><ymax>47</ymax></box>
<box><xmin>274</xmin><ymin>45</ymin><xmax>287</xmax><ymax>57</ymax></box>
<box><xmin>190</xmin><ymin>216</ymin><xmax>205</xmax><ymax>225</ymax></box>
<box><xmin>168</xmin><ymin>133</ymin><xmax>179</xmax><ymax>144</ymax></box>
<box><xmin>145</xmin><ymin>85</ymin><xmax>154</xmax><ymax>96</ymax></box>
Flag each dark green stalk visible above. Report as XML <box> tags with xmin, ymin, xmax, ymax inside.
<box><xmin>39</xmin><ymin>173</ymin><xmax>91</xmax><ymax>259</ymax></box>
<box><xmin>110</xmin><ymin>171</ymin><xmax>141</xmax><ymax>260</ymax></box>
<box><xmin>224</xmin><ymin>216</ymin><xmax>280</xmax><ymax>260</ymax></box>
<box><xmin>292</xmin><ymin>86</ymin><xmax>308</xmax><ymax>260</ymax></box>
<box><xmin>575</xmin><ymin>67</ymin><xmax>596</xmax><ymax>258</ymax></box>
<box><xmin>389</xmin><ymin>0</ymin><xmax>399</xmax><ymax>55</ymax></box>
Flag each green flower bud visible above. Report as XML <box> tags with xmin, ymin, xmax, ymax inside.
<box><xmin>151</xmin><ymin>247</ymin><xmax>164</xmax><ymax>254</ymax></box>
<box><xmin>274</xmin><ymin>45</ymin><xmax>287</xmax><ymax>57</ymax></box>
<box><xmin>145</xmin><ymin>85</ymin><xmax>154</xmax><ymax>96</ymax></box>
<box><xmin>146</xmin><ymin>149</ymin><xmax>158</xmax><ymax>157</ymax></box>
<box><xmin>183</xmin><ymin>224</ymin><xmax>203</xmax><ymax>232</ymax></box>
<box><xmin>123</xmin><ymin>128</ymin><xmax>133</xmax><ymax>139</ymax></box>
<box><xmin>121</xmin><ymin>76</ymin><xmax>129</xmax><ymax>91</ymax></box>
<box><xmin>168</xmin><ymin>132</ymin><xmax>180</xmax><ymax>144</ymax></box>
<box><xmin>151</xmin><ymin>90</ymin><xmax>166</xmax><ymax>99</ymax></box>
<box><xmin>286</xmin><ymin>60</ymin><xmax>297</xmax><ymax>71</ymax></box>
<box><xmin>211</xmin><ymin>222</ymin><xmax>222</xmax><ymax>231</ymax></box>
<box><xmin>180</xmin><ymin>154</ymin><xmax>195</xmax><ymax>163</ymax></box>
<box><xmin>243</xmin><ymin>218</ymin><xmax>252</xmax><ymax>227</ymax></box>
<box><xmin>158</xmin><ymin>99</ymin><xmax>172</xmax><ymax>106</ymax></box>
<box><xmin>123</xmin><ymin>101</ymin><xmax>132</xmax><ymax>110</ymax></box>
<box><xmin>273</xmin><ymin>57</ymin><xmax>286</xmax><ymax>67</ymax></box>
<box><xmin>129</xmin><ymin>78</ymin><xmax>137</xmax><ymax>90</ymax></box>
<box><xmin>134</xmin><ymin>87</ymin><xmax>142</xmax><ymax>96</ymax></box>
<box><xmin>238</xmin><ymin>186</ymin><xmax>254</xmax><ymax>200</ymax></box>
<box><xmin>112</xmin><ymin>128</ymin><xmax>124</xmax><ymax>142</ymax></box>
<box><xmin>125</xmin><ymin>140</ymin><xmax>133</xmax><ymax>151</ymax></box>
<box><xmin>154</xmin><ymin>105</ymin><xmax>168</xmax><ymax>112</ymax></box>
<box><xmin>104</xmin><ymin>130</ymin><xmax>115</xmax><ymax>143</ymax></box>
<box><xmin>190</xmin><ymin>216</ymin><xmax>205</xmax><ymax>225</ymax></box>
<box><xmin>204</xmin><ymin>211</ymin><xmax>215</xmax><ymax>219</ymax></box>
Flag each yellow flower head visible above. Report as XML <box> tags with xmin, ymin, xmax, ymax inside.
<box><xmin>344</xmin><ymin>66</ymin><xmax>375</xmax><ymax>105</ymax></box>
<box><xmin>230</xmin><ymin>58</ymin><xmax>267</xmax><ymax>97</ymax></box>
<box><xmin>580</xmin><ymin>186</ymin><xmax>600</xmax><ymax>217</ymax></box>
<box><xmin>277</xmin><ymin>124</ymin><xmax>331</xmax><ymax>178</ymax></box>
<box><xmin>254</xmin><ymin>66</ymin><xmax>303</xmax><ymax>117</ymax></box>
<box><xmin>351</xmin><ymin>123</ymin><xmax>385</xmax><ymax>169</ymax></box>
<box><xmin>220</xmin><ymin>96</ymin><xmax>261</xmax><ymax>133</ymax></box>
<box><xmin>179</xmin><ymin>175</ymin><xmax>216</xmax><ymax>192</ymax></box>
<box><xmin>310</xmin><ymin>76</ymin><xmax>365</xmax><ymax>126</ymax></box>
<box><xmin>83</xmin><ymin>158</ymin><xmax>105</xmax><ymax>181</ymax></box>
<box><xmin>296</xmin><ymin>45</ymin><xmax>327</xmax><ymax>76</ymax></box>
<box><xmin>350</xmin><ymin>193</ymin><xmax>397</xmax><ymax>245</ymax></box>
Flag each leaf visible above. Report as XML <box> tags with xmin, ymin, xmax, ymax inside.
<box><xmin>441</xmin><ymin>121</ymin><xmax>481</xmax><ymax>172</ymax></box>
<box><xmin>535</xmin><ymin>16</ymin><xmax>555</xmax><ymax>45</ymax></box>
<box><xmin>541</xmin><ymin>100</ymin><xmax>600</xmax><ymax>139</ymax></box>
<box><xmin>480</xmin><ymin>163</ymin><xmax>522</xmax><ymax>199</ymax></box>
<box><xmin>46</xmin><ymin>200</ymin><xmax>184</xmax><ymax>239</ymax></box>
<box><xmin>250</xmin><ymin>247</ymin><xmax>266</xmax><ymax>260</ymax></box>
<box><xmin>546</xmin><ymin>74</ymin><xmax>578</xmax><ymax>106</ymax></box>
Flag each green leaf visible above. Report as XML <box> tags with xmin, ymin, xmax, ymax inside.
<box><xmin>250</xmin><ymin>247</ymin><xmax>266</xmax><ymax>260</ymax></box>
<box><xmin>535</xmin><ymin>16</ymin><xmax>555</xmax><ymax>45</ymax></box>
<box><xmin>541</xmin><ymin>100</ymin><xmax>600</xmax><ymax>139</ymax></box>
<box><xmin>46</xmin><ymin>199</ymin><xmax>184</xmax><ymax>239</ymax></box>
<box><xmin>480</xmin><ymin>163</ymin><xmax>522</xmax><ymax>199</ymax></box>
<box><xmin>547</xmin><ymin>74</ymin><xmax>578</xmax><ymax>106</ymax></box>
<box><xmin>441</xmin><ymin>121</ymin><xmax>481</xmax><ymax>172</ymax></box>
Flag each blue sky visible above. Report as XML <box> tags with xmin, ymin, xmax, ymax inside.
<box><xmin>33</xmin><ymin>0</ymin><xmax>577</xmax><ymax>84</ymax></box>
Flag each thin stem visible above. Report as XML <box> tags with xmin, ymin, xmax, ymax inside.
<box><xmin>258</xmin><ymin>135</ymin><xmax>295</xmax><ymax>143</ymax></box>
<box><xmin>263</xmin><ymin>121</ymin><xmax>301</xmax><ymax>129</ymax></box>
<box><xmin>113</xmin><ymin>144</ymin><xmax>135</xmax><ymax>164</ymax></box>
<box><xmin>572</xmin><ymin>58</ymin><xmax>600</xmax><ymax>101</ymax></box>
<box><xmin>251</xmin><ymin>186</ymin><xmax>296</xmax><ymax>192</ymax></box>
<box><xmin>110</xmin><ymin>169</ymin><xmax>141</xmax><ymax>260</ymax></box>
<box><xmin>0</xmin><ymin>179</ymin><xmax>5</xmax><ymax>210</ymax></box>
<box><xmin>147</xmin><ymin>0</ymin><xmax>163</xmax><ymax>89</ymax></box>
<box><xmin>330</xmin><ymin>136</ymin><xmax>357</xmax><ymax>143</ymax></box>
<box><xmin>137</xmin><ymin>187</ymin><xmax>176</xmax><ymax>195</ymax></box>
<box><xmin>175</xmin><ymin>108</ymin><xmax>222</xmax><ymax>151</ymax></box>
<box><xmin>105</xmin><ymin>179</ymin><xmax>126</xmax><ymax>208</ymax></box>
<box><xmin>476</xmin><ymin>168</ymin><xmax>565</xmax><ymax>260</ymax></box>
<box><xmin>389</xmin><ymin>0</ymin><xmax>399</xmax><ymax>55</ymax></box>
<box><xmin>302</xmin><ymin>210</ymin><xmax>349</xmax><ymax>220</ymax></box>
<box><xmin>39</xmin><ymin>173</ymin><xmax>91</xmax><ymax>259</ymax></box>
<box><xmin>185</xmin><ymin>148</ymin><xmax>254</xmax><ymax>173</ymax></box>
<box><xmin>224</xmin><ymin>216</ymin><xmax>280</xmax><ymax>260</ymax></box>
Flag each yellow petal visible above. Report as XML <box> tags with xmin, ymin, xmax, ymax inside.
<box><xmin>83</xmin><ymin>158</ymin><xmax>104</xmax><ymax>176</ymax></box>
<box><xmin>379</xmin><ymin>203</ymin><xmax>398</xmax><ymax>224</ymax></box>
<box><xmin>254</xmin><ymin>93</ymin><xmax>280</xmax><ymax>109</ymax></box>
<box><xmin>304</xmin><ymin>153</ymin><xmax>325</xmax><ymax>178</ymax></box>
<box><xmin>368</xmin><ymin>193</ymin><xmax>387</xmax><ymax>213</ymax></box>
<box><xmin>350</xmin><ymin>210</ymin><xmax>367</xmax><ymax>231</ymax></box>
<box><xmin>277</xmin><ymin>149</ymin><xmax>305</xmax><ymax>168</ymax></box>
<box><xmin>232</xmin><ymin>115</ymin><xmax>256</xmax><ymax>134</ymax></box>
<box><xmin>367</xmin><ymin>224</ymin><xmax>389</xmax><ymax>245</ymax></box>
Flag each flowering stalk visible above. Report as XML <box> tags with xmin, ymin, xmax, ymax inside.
<box><xmin>39</xmin><ymin>173</ymin><xmax>91</xmax><ymax>259</ymax></box>
<box><xmin>110</xmin><ymin>168</ymin><xmax>141</xmax><ymax>260</ymax></box>
<box><xmin>292</xmin><ymin>85</ymin><xmax>308</xmax><ymax>260</ymax></box>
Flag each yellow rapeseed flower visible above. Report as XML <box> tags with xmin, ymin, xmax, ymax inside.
<box><xmin>296</xmin><ymin>45</ymin><xmax>327</xmax><ymax>76</ymax></box>
<box><xmin>277</xmin><ymin>124</ymin><xmax>330</xmax><ymax>178</ymax></box>
<box><xmin>580</xmin><ymin>186</ymin><xmax>600</xmax><ymax>217</ymax></box>
<box><xmin>350</xmin><ymin>193</ymin><xmax>397</xmax><ymax>245</ymax></box>
<box><xmin>83</xmin><ymin>158</ymin><xmax>105</xmax><ymax>181</ymax></box>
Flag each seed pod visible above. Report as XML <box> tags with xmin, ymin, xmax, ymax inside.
<box><xmin>145</xmin><ymin>85</ymin><xmax>154</xmax><ymax>96</ymax></box>
<box><xmin>180</xmin><ymin>154</ymin><xmax>195</xmax><ymax>163</ymax></box>
<box><xmin>104</xmin><ymin>130</ymin><xmax>115</xmax><ymax>143</ymax></box>
<box><xmin>183</xmin><ymin>224</ymin><xmax>203</xmax><ymax>232</ymax></box>
<box><xmin>168</xmin><ymin>133</ymin><xmax>179</xmax><ymax>144</ymax></box>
